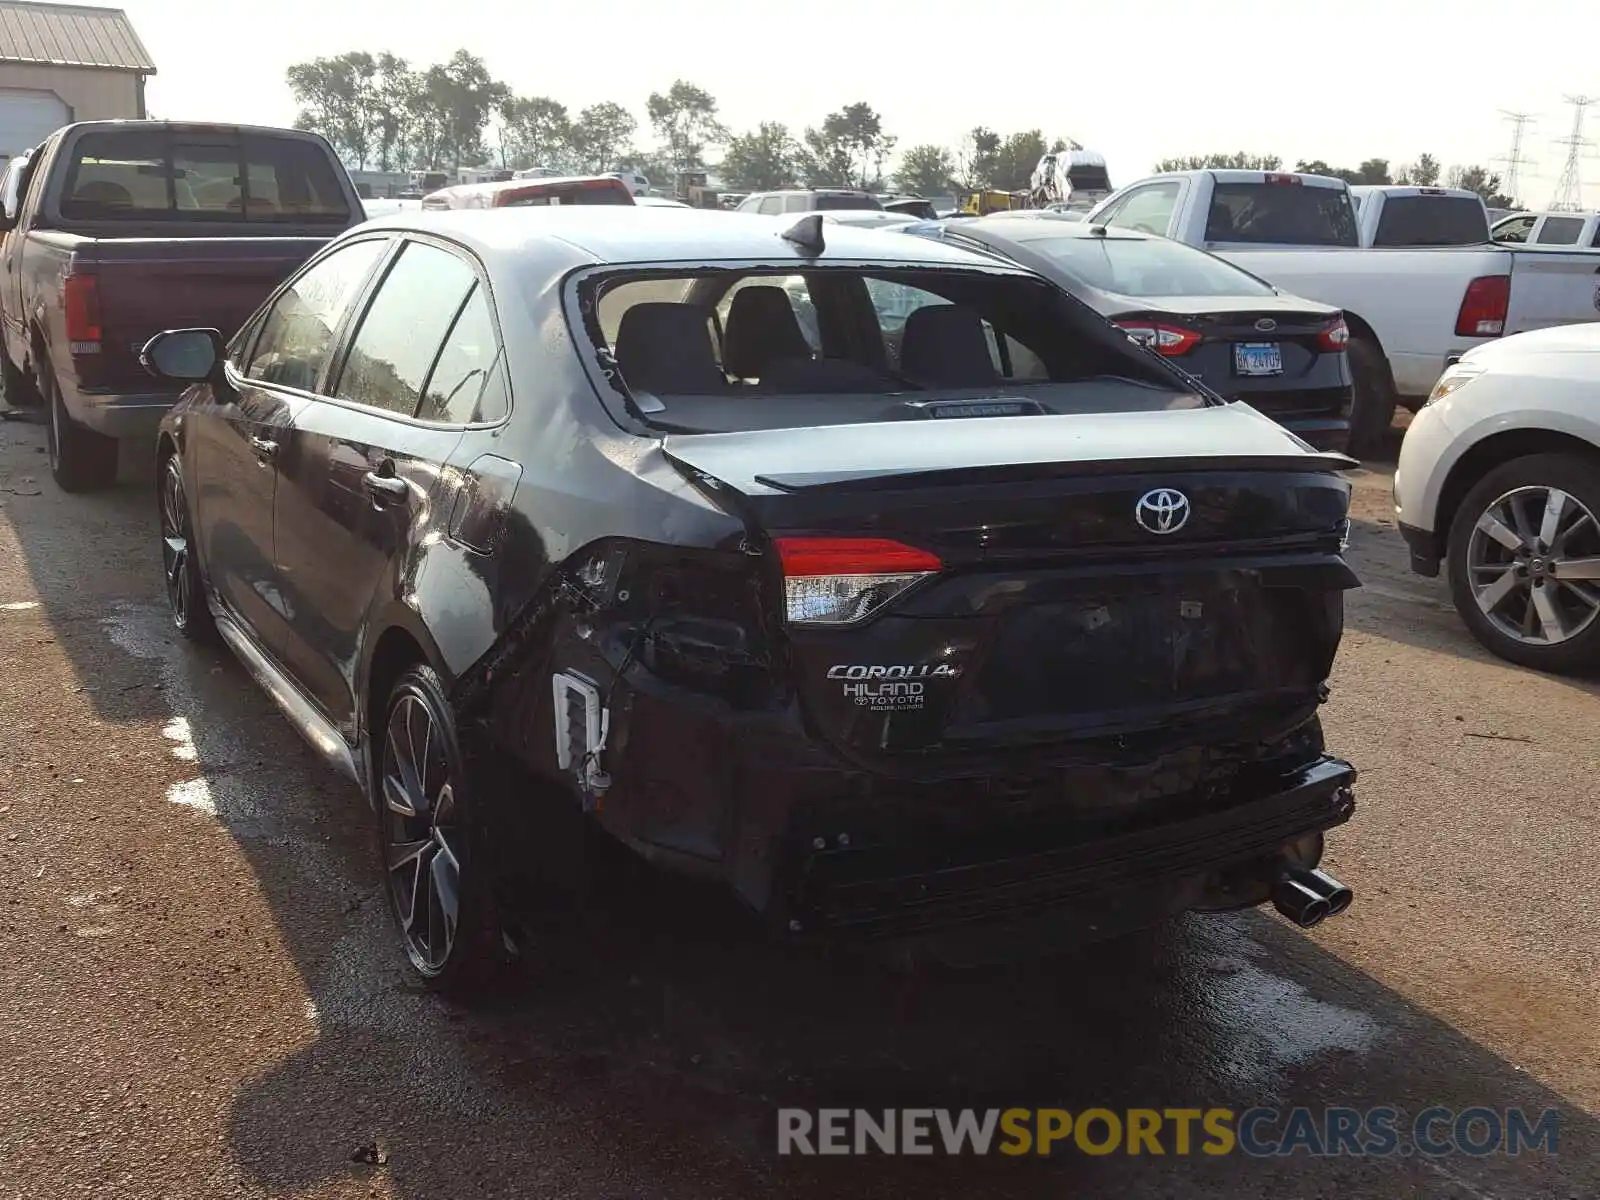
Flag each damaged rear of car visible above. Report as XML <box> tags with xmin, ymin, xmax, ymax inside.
<box><xmin>153</xmin><ymin>206</ymin><xmax>1359</xmax><ymax>990</ymax></box>
<box><xmin>454</xmin><ymin>211</ymin><xmax>1361</xmax><ymax>969</ymax></box>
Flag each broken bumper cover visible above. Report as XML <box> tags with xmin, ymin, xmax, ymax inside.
<box><xmin>777</xmin><ymin>756</ymin><xmax>1357</xmax><ymax>940</ymax></box>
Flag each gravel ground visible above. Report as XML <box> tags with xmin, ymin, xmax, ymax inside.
<box><xmin>0</xmin><ymin>416</ymin><xmax>1596</xmax><ymax>1199</ymax></box>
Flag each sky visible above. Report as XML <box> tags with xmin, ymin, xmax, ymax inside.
<box><xmin>133</xmin><ymin>0</ymin><xmax>1600</xmax><ymax>209</ymax></box>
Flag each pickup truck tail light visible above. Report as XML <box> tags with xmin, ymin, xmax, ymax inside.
<box><xmin>1114</xmin><ymin>320</ymin><xmax>1201</xmax><ymax>356</ymax></box>
<box><xmin>63</xmin><ymin>273</ymin><xmax>101</xmax><ymax>350</ymax></box>
<box><xmin>776</xmin><ymin>536</ymin><xmax>942</xmax><ymax>625</ymax></box>
<box><xmin>1455</xmin><ymin>275</ymin><xmax>1508</xmax><ymax>338</ymax></box>
<box><xmin>1316</xmin><ymin>316</ymin><xmax>1350</xmax><ymax>352</ymax></box>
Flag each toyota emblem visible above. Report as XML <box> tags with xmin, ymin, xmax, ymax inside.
<box><xmin>1135</xmin><ymin>488</ymin><xmax>1191</xmax><ymax>534</ymax></box>
<box><xmin>1254</xmin><ymin>317</ymin><xmax>1278</xmax><ymax>332</ymax></box>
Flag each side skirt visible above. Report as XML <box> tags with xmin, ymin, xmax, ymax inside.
<box><xmin>210</xmin><ymin>601</ymin><xmax>361</xmax><ymax>787</ymax></box>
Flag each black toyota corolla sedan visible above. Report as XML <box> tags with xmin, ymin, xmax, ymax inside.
<box><xmin>902</xmin><ymin>215</ymin><xmax>1356</xmax><ymax>453</ymax></box>
<box><xmin>146</xmin><ymin>207</ymin><xmax>1359</xmax><ymax>992</ymax></box>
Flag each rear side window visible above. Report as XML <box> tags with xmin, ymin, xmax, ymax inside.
<box><xmin>814</xmin><ymin>193</ymin><xmax>883</xmax><ymax>211</ymax></box>
<box><xmin>60</xmin><ymin>128</ymin><xmax>351</xmax><ymax>222</ymax></box>
<box><xmin>1535</xmin><ymin>216</ymin><xmax>1584</xmax><ymax>245</ymax></box>
<box><xmin>418</xmin><ymin>286</ymin><xmax>506</xmax><ymax>423</ymax></box>
<box><xmin>246</xmin><ymin>239</ymin><xmax>386</xmax><ymax>391</ymax></box>
<box><xmin>1205</xmin><ymin>182</ymin><xmax>1358</xmax><ymax>246</ymax></box>
<box><xmin>334</xmin><ymin>241</ymin><xmax>479</xmax><ymax>416</ymax></box>
<box><xmin>757</xmin><ymin>196</ymin><xmax>784</xmax><ymax>215</ymax></box>
<box><xmin>1372</xmin><ymin>196</ymin><xmax>1488</xmax><ymax>247</ymax></box>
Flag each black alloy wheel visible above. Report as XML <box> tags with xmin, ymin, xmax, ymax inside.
<box><xmin>377</xmin><ymin>664</ymin><xmax>497</xmax><ymax>991</ymax></box>
<box><xmin>159</xmin><ymin>455</ymin><xmax>213</xmax><ymax>640</ymax></box>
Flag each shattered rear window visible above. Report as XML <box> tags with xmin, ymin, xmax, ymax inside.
<box><xmin>578</xmin><ymin>265</ymin><xmax>1205</xmax><ymax>434</ymax></box>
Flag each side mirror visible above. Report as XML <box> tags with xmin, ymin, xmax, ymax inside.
<box><xmin>141</xmin><ymin>328</ymin><xmax>223</xmax><ymax>383</ymax></box>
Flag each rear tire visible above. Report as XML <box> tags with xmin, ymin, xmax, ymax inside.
<box><xmin>1446</xmin><ymin>453</ymin><xmax>1600</xmax><ymax>675</ymax></box>
<box><xmin>374</xmin><ymin>664</ymin><xmax>506</xmax><ymax>998</ymax></box>
<box><xmin>1345</xmin><ymin>337</ymin><xmax>1396</xmax><ymax>461</ymax></box>
<box><xmin>43</xmin><ymin>359</ymin><xmax>118</xmax><ymax>493</ymax></box>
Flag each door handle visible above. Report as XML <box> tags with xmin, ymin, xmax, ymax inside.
<box><xmin>249</xmin><ymin>435</ymin><xmax>277</xmax><ymax>460</ymax></box>
<box><xmin>363</xmin><ymin>470</ymin><xmax>408</xmax><ymax>501</ymax></box>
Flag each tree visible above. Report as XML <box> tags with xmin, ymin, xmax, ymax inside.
<box><xmin>894</xmin><ymin>143</ymin><xmax>956</xmax><ymax>196</ymax></box>
<box><xmin>1354</xmin><ymin>158</ymin><xmax>1391</xmax><ymax>185</ymax></box>
<box><xmin>992</xmin><ymin>129</ymin><xmax>1047</xmax><ymax>192</ymax></box>
<box><xmin>370</xmin><ymin>53</ymin><xmax>418</xmax><ymax>171</ymax></box>
<box><xmin>956</xmin><ymin>126</ymin><xmax>1002</xmax><ymax>188</ymax></box>
<box><xmin>1294</xmin><ymin>159</ymin><xmax>1359</xmax><ymax>183</ymax></box>
<box><xmin>646</xmin><ymin>80</ymin><xmax>728</xmax><ymax>179</ymax></box>
<box><xmin>570</xmin><ymin>102</ymin><xmax>637</xmax><ymax>172</ymax></box>
<box><xmin>1394</xmin><ymin>153</ymin><xmax>1441</xmax><ymax>186</ymax></box>
<box><xmin>1447</xmin><ymin>164</ymin><xmax>1515</xmax><ymax>208</ymax></box>
<box><xmin>799</xmin><ymin>102</ymin><xmax>892</xmax><ymax>190</ymax></box>
<box><xmin>421</xmin><ymin>50</ymin><xmax>508</xmax><ymax>169</ymax></box>
<box><xmin>285</xmin><ymin>51</ymin><xmax>377</xmax><ymax>167</ymax></box>
<box><xmin>1156</xmin><ymin>151</ymin><xmax>1282</xmax><ymax>172</ymax></box>
<box><xmin>720</xmin><ymin>122</ymin><xmax>800</xmax><ymax>191</ymax></box>
<box><xmin>499</xmin><ymin>95</ymin><xmax>572</xmax><ymax>171</ymax></box>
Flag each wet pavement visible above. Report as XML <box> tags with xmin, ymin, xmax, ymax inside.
<box><xmin>1</xmin><ymin>417</ymin><xmax>1597</xmax><ymax>1198</ymax></box>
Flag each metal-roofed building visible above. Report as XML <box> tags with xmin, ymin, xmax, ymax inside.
<box><xmin>0</xmin><ymin>1</ymin><xmax>155</xmax><ymax>161</ymax></box>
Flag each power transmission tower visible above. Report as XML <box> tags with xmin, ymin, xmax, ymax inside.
<box><xmin>1549</xmin><ymin>95</ymin><xmax>1594</xmax><ymax>211</ymax></box>
<box><xmin>1494</xmin><ymin>110</ymin><xmax>1535</xmax><ymax>206</ymax></box>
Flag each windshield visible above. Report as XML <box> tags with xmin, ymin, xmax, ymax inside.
<box><xmin>580</xmin><ymin>266</ymin><xmax>1203</xmax><ymax>434</ymax></box>
<box><xmin>1204</xmin><ymin>182</ymin><xmax>1357</xmax><ymax>247</ymax></box>
<box><xmin>61</xmin><ymin>128</ymin><xmax>351</xmax><ymax>223</ymax></box>
<box><xmin>1372</xmin><ymin>196</ymin><xmax>1488</xmax><ymax>247</ymax></box>
<box><xmin>1009</xmin><ymin>233</ymin><xmax>1275</xmax><ymax>298</ymax></box>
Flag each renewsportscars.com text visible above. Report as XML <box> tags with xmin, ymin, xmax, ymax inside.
<box><xmin>776</xmin><ymin>1106</ymin><xmax>1559</xmax><ymax>1158</ymax></box>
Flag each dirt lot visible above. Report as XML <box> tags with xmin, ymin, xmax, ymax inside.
<box><xmin>1</xmin><ymin>418</ymin><xmax>1596</xmax><ymax>1199</ymax></box>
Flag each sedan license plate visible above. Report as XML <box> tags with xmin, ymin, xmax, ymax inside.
<box><xmin>1234</xmin><ymin>341</ymin><xmax>1283</xmax><ymax>377</ymax></box>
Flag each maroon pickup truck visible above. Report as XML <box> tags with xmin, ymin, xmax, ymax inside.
<box><xmin>0</xmin><ymin>121</ymin><xmax>365</xmax><ymax>491</ymax></box>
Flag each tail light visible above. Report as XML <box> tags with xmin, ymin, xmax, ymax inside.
<box><xmin>63</xmin><ymin>273</ymin><xmax>101</xmax><ymax>350</ymax></box>
<box><xmin>1316</xmin><ymin>316</ymin><xmax>1350</xmax><ymax>352</ymax></box>
<box><xmin>1455</xmin><ymin>275</ymin><xmax>1508</xmax><ymax>337</ymax></box>
<box><xmin>1114</xmin><ymin>320</ymin><xmax>1201</xmax><ymax>356</ymax></box>
<box><xmin>775</xmin><ymin>537</ymin><xmax>941</xmax><ymax>625</ymax></box>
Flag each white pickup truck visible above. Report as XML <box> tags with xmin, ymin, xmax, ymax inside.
<box><xmin>1349</xmin><ymin>185</ymin><xmax>1492</xmax><ymax>248</ymax></box>
<box><xmin>1084</xmin><ymin>170</ymin><xmax>1600</xmax><ymax>453</ymax></box>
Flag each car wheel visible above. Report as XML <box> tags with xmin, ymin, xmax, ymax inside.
<box><xmin>158</xmin><ymin>453</ymin><xmax>214</xmax><ymax>641</ymax></box>
<box><xmin>1344</xmin><ymin>337</ymin><xmax>1396</xmax><ymax>461</ymax></box>
<box><xmin>375</xmin><ymin>664</ymin><xmax>502</xmax><ymax>994</ymax></box>
<box><xmin>43</xmin><ymin>360</ymin><xmax>118</xmax><ymax>492</ymax></box>
<box><xmin>1446</xmin><ymin>453</ymin><xmax>1600</xmax><ymax>674</ymax></box>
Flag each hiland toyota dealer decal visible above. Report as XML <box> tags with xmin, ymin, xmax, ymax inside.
<box><xmin>827</xmin><ymin>663</ymin><xmax>962</xmax><ymax>711</ymax></box>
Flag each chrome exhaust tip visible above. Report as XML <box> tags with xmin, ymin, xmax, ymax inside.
<box><xmin>1271</xmin><ymin>876</ymin><xmax>1331</xmax><ymax>928</ymax></box>
<box><xmin>1289</xmin><ymin>865</ymin><xmax>1354</xmax><ymax>917</ymax></box>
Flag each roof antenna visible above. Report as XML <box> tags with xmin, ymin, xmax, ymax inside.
<box><xmin>781</xmin><ymin>212</ymin><xmax>826</xmax><ymax>256</ymax></box>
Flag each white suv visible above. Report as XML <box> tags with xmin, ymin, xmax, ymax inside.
<box><xmin>1394</xmin><ymin>322</ymin><xmax>1600</xmax><ymax>672</ymax></box>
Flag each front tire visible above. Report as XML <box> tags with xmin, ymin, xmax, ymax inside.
<box><xmin>159</xmin><ymin>453</ymin><xmax>214</xmax><ymax>642</ymax></box>
<box><xmin>1446</xmin><ymin>452</ymin><xmax>1600</xmax><ymax>674</ymax></box>
<box><xmin>375</xmin><ymin>664</ymin><xmax>502</xmax><ymax>995</ymax></box>
<box><xmin>43</xmin><ymin>360</ymin><xmax>118</xmax><ymax>493</ymax></box>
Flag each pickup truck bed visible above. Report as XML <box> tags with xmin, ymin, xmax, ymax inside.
<box><xmin>0</xmin><ymin>120</ymin><xmax>363</xmax><ymax>491</ymax></box>
<box><xmin>23</xmin><ymin>230</ymin><xmax>329</xmax><ymax>437</ymax></box>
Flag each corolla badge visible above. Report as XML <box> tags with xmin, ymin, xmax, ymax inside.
<box><xmin>1135</xmin><ymin>488</ymin><xmax>1191</xmax><ymax>534</ymax></box>
<box><xmin>1254</xmin><ymin>317</ymin><xmax>1278</xmax><ymax>332</ymax></box>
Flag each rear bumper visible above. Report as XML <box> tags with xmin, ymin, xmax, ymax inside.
<box><xmin>60</xmin><ymin>377</ymin><xmax>183</xmax><ymax>439</ymax></box>
<box><xmin>783</xmin><ymin>755</ymin><xmax>1356</xmax><ymax>940</ymax></box>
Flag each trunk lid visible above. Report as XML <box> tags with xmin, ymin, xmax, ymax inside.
<box><xmin>663</xmin><ymin>406</ymin><xmax>1357</xmax><ymax>771</ymax></box>
<box><xmin>73</xmin><ymin>235</ymin><xmax>331</xmax><ymax>390</ymax></box>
